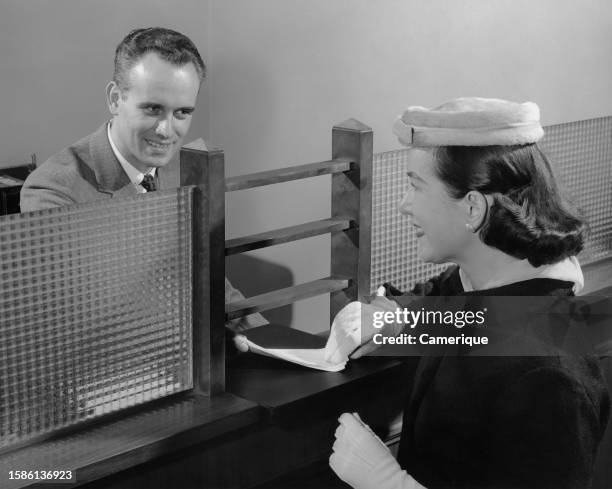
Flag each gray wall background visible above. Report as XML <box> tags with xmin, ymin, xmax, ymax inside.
<box><xmin>2</xmin><ymin>0</ymin><xmax>612</xmax><ymax>333</ymax></box>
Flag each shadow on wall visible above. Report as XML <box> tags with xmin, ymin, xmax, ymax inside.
<box><xmin>226</xmin><ymin>254</ymin><xmax>293</xmax><ymax>326</ymax></box>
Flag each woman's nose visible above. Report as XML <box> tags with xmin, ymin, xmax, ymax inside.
<box><xmin>398</xmin><ymin>189</ymin><xmax>413</xmax><ymax>216</ymax></box>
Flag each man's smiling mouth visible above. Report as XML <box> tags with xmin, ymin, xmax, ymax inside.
<box><xmin>145</xmin><ymin>138</ymin><xmax>172</xmax><ymax>150</ymax></box>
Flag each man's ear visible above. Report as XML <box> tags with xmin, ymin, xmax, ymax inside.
<box><xmin>464</xmin><ymin>191</ymin><xmax>490</xmax><ymax>231</ymax></box>
<box><xmin>106</xmin><ymin>81</ymin><xmax>122</xmax><ymax>115</ymax></box>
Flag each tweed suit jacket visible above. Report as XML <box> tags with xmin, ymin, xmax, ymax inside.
<box><xmin>20</xmin><ymin>123</ymin><xmax>140</xmax><ymax>212</ymax></box>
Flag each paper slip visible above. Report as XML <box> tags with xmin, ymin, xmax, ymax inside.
<box><xmin>242</xmin><ymin>324</ymin><xmax>347</xmax><ymax>372</ymax></box>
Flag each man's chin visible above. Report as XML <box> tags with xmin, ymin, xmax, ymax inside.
<box><xmin>141</xmin><ymin>155</ymin><xmax>174</xmax><ymax>168</ymax></box>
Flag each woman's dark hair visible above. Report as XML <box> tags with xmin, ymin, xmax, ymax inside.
<box><xmin>434</xmin><ymin>144</ymin><xmax>587</xmax><ymax>267</ymax></box>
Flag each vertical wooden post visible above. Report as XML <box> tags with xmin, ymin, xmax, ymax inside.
<box><xmin>330</xmin><ymin>119</ymin><xmax>373</xmax><ymax>324</ymax></box>
<box><xmin>179</xmin><ymin>139</ymin><xmax>225</xmax><ymax>396</ymax></box>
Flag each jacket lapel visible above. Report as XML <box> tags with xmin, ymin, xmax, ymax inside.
<box><xmin>88</xmin><ymin>123</ymin><xmax>137</xmax><ymax>197</ymax></box>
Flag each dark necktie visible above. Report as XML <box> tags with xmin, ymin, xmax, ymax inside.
<box><xmin>141</xmin><ymin>173</ymin><xmax>157</xmax><ymax>192</ymax></box>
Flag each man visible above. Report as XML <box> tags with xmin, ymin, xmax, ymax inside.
<box><xmin>21</xmin><ymin>27</ymin><xmax>265</xmax><ymax>332</ymax></box>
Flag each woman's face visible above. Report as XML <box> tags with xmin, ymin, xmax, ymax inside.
<box><xmin>398</xmin><ymin>148</ymin><xmax>469</xmax><ymax>264</ymax></box>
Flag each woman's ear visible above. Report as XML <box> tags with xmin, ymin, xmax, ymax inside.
<box><xmin>464</xmin><ymin>191</ymin><xmax>490</xmax><ymax>232</ymax></box>
<box><xmin>106</xmin><ymin>81</ymin><xmax>121</xmax><ymax>115</ymax></box>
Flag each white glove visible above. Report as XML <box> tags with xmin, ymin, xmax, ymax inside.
<box><xmin>324</xmin><ymin>294</ymin><xmax>402</xmax><ymax>364</ymax></box>
<box><xmin>329</xmin><ymin>413</ymin><xmax>426</xmax><ymax>489</ymax></box>
<box><xmin>324</xmin><ymin>301</ymin><xmax>364</xmax><ymax>364</ymax></box>
<box><xmin>233</xmin><ymin>334</ymin><xmax>249</xmax><ymax>352</ymax></box>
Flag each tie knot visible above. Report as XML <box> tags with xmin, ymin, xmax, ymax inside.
<box><xmin>141</xmin><ymin>173</ymin><xmax>156</xmax><ymax>192</ymax></box>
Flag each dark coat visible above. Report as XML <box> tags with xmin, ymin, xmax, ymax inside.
<box><xmin>394</xmin><ymin>267</ymin><xmax>610</xmax><ymax>489</ymax></box>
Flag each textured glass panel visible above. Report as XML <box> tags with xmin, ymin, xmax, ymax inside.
<box><xmin>0</xmin><ymin>188</ymin><xmax>193</xmax><ymax>449</ymax></box>
<box><xmin>540</xmin><ymin>117</ymin><xmax>612</xmax><ymax>265</ymax></box>
<box><xmin>371</xmin><ymin>117</ymin><xmax>612</xmax><ymax>293</ymax></box>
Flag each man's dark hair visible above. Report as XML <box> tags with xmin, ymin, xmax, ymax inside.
<box><xmin>113</xmin><ymin>27</ymin><xmax>206</xmax><ymax>90</ymax></box>
<box><xmin>434</xmin><ymin>144</ymin><xmax>586</xmax><ymax>267</ymax></box>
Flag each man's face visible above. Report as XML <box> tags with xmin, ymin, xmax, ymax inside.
<box><xmin>398</xmin><ymin>148</ymin><xmax>469</xmax><ymax>264</ymax></box>
<box><xmin>107</xmin><ymin>52</ymin><xmax>200</xmax><ymax>172</ymax></box>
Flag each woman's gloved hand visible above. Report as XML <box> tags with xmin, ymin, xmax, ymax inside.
<box><xmin>324</xmin><ymin>301</ymin><xmax>365</xmax><ymax>364</ymax></box>
<box><xmin>233</xmin><ymin>334</ymin><xmax>249</xmax><ymax>352</ymax></box>
<box><xmin>324</xmin><ymin>292</ymin><xmax>402</xmax><ymax>364</ymax></box>
<box><xmin>329</xmin><ymin>413</ymin><xmax>426</xmax><ymax>489</ymax></box>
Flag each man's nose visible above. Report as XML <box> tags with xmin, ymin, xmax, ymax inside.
<box><xmin>155</xmin><ymin>116</ymin><xmax>172</xmax><ymax>138</ymax></box>
<box><xmin>398</xmin><ymin>190</ymin><xmax>413</xmax><ymax>216</ymax></box>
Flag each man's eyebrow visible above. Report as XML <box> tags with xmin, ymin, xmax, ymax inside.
<box><xmin>137</xmin><ymin>103</ymin><xmax>195</xmax><ymax>112</ymax></box>
<box><xmin>407</xmin><ymin>171</ymin><xmax>427</xmax><ymax>184</ymax></box>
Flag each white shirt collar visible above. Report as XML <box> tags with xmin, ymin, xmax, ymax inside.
<box><xmin>458</xmin><ymin>256</ymin><xmax>584</xmax><ymax>294</ymax></box>
<box><xmin>107</xmin><ymin>122</ymin><xmax>156</xmax><ymax>189</ymax></box>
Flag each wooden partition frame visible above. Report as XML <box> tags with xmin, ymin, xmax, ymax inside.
<box><xmin>330</xmin><ymin>119</ymin><xmax>373</xmax><ymax>321</ymax></box>
<box><xmin>165</xmin><ymin>119</ymin><xmax>372</xmax><ymax>393</ymax></box>
<box><xmin>222</xmin><ymin>119</ymin><xmax>373</xmax><ymax>329</ymax></box>
<box><xmin>175</xmin><ymin>140</ymin><xmax>227</xmax><ymax>396</ymax></box>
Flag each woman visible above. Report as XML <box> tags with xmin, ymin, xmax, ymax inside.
<box><xmin>327</xmin><ymin>98</ymin><xmax>610</xmax><ymax>489</ymax></box>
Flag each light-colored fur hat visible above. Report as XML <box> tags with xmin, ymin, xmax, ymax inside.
<box><xmin>393</xmin><ymin>97</ymin><xmax>544</xmax><ymax>147</ymax></box>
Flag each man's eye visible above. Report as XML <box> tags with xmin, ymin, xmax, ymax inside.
<box><xmin>175</xmin><ymin>110</ymin><xmax>193</xmax><ymax>120</ymax></box>
<box><xmin>144</xmin><ymin>106</ymin><xmax>161</xmax><ymax>115</ymax></box>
